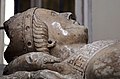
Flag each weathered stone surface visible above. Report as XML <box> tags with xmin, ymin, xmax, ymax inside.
<box><xmin>4</xmin><ymin>8</ymin><xmax>88</xmax><ymax>63</ymax></box>
<box><xmin>86</xmin><ymin>41</ymin><xmax>120</xmax><ymax>79</ymax></box>
<box><xmin>3</xmin><ymin>40</ymin><xmax>120</xmax><ymax>79</ymax></box>
<box><xmin>2</xmin><ymin>8</ymin><xmax>120</xmax><ymax>79</ymax></box>
<box><xmin>1</xmin><ymin>70</ymin><xmax>68</xmax><ymax>79</ymax></box>
<box><xmin>3</xmin><ymin>52</ymin><xmax>61</xmax><ymax>75</ymax></box>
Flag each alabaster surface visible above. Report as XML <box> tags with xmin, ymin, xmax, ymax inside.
<box><xmin>1</xmin><ymin>8</ymin><xmax>120</xmax><ymax>79</ymax></box>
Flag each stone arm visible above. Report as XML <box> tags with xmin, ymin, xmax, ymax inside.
<box><xmin>2</xmin><ymin>40</ymin><xmax>120</xmax><ymax>79</ymax></box>
<box><xmin>0</xmin><ymin>70</ymin><xmax>70</xmax><ymax>79</ymax></box>
<box><xmin>3</xmin><ymin>52</ymin><xmax>61</xmax><ymax>75</ymax></box>
<box><xmin>1</xmin><ymin>51</ymin><xmax>80</xmax><ymax>79</ymax></box>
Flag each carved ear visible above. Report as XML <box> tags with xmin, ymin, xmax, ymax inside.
<box><xmin>59</xmin><ymin>12</ymin><xmax>72</xmax><ymax>19</ymax></box>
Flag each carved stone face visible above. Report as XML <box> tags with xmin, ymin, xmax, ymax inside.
<box><xmin>4</xmin><ymin>8</ymin><xmax>88</xmax><ymax>63</ymax></box>
<box><xmin>33</xmin><ymin>8</ymin><xmax>88</xmax><ymax>59</ymax></box>
<box><xmin>34</xmin><ymin>8</ymin><xmax>88</xmax><ymax>45</ymax></box>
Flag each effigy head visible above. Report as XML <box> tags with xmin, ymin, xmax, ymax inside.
<box><xmin>33</xmin><ymin>8</ymin><xmax>88</xmax><ymax>45</ymax></box>
<box><xmin>4</xmin><ymin>8</ymin><xmax>88</xmax><ymax>63</ymax></box>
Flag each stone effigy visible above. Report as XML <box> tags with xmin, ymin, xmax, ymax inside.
<box><xmin>3</xmin><ymin>7</ymin><xmax>88</xmax><ymax>63</ymax></box>
<box><xmin>0</xmin><ymin>8</ymin><xmax>120</xmax><ymax>79</ymax></box>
